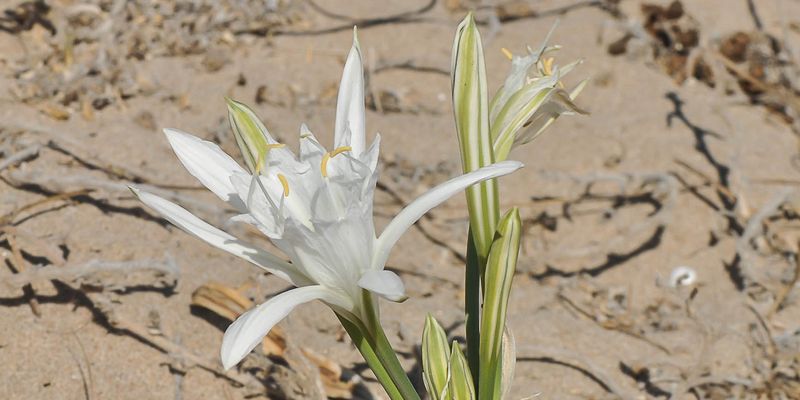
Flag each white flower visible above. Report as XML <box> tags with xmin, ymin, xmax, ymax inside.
<box><xmin>490</xmin><ymin>23</ymin><xmax>588</xmax><ymax>161</ymax></box>
<box><xmin>133</xmin><ymin>31</ymin><xmax>522</xmax><ymax>370</ymax></box>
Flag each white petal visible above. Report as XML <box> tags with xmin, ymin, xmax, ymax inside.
<box><xmin>164</xmin><ymin>128</ymin><xmax>246</xmax><ymax>208</ymax></box>
<box><xmin>132</xmin><ymin>188</ymin><xmax>310</xmax><ymax>287</ymax></box>
<box><xmin>229</xmin><ymin>173</ymin><xmax>285</xmax><ymax>238</ymax></box>
<box><xmin>221</xmin><ymin>285</ymin><xmax>349</xmax><ymax>369</ymax></box>
<box><xmin>275</xmin><ymin>199</ymin><xmax>374</xmax><ymax>291</ymax></box>
<box><xmin>358</xmin><ymin>270</ymin><xmax>407</xmax><ymax>302</ymax></box>
<box><xmin>513</xmin><ymin>89</ymin><xmax>586</xmax><ymax>147</ymax></box>
<box><xmin>373</xmin><ymin>161</ymin><xmax>523</xmax><ymax>269</ymax></box>
<box><xmin>334</xmin><ymin>28</ymin><xmax>366</xmax><ymax>157</ymax></box>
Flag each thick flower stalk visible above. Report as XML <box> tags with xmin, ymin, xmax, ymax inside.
<box><xmin>133</xmin><ymin>29</ymin><xmax>521</xmax><ymax>400</ymax></box>
<box><xmin>451</xmin><ymin>14</ymin><xmax>586</xmax><ymax>397</ymax></box>
<box><xmin>453</xmin><ymin>15</ymin><xmax>587</xmax><ymax>262</ymax></box>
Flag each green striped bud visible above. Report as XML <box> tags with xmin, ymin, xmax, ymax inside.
<box><xmin>225</xmin><ymin>98</ymin><xmax>273</xmax><ymax>173</ymax></box>
<box><xmin>448</xmin><ymin>342</ymin><xmax>476</xmax><ymax>400</ymax></box>
<box><xmin>479</xmin><ymin>208</ymin><xmax>521</xmax><ymax>399</ymax></box>
<box><xmin>422</xmin><ymin>314</ymin><xmax>450</xmax><ymax>400</ymax></box>
<box><xmin>451</xmin><ymin>12</ymin><xmax>499</xmax><ymax>261</ymax></box>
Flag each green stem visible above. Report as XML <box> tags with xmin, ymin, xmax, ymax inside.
<box><xmin>338</xmin><ymin>315</ymin><xmax>404</xmax><ymax>400</ymax></box>
<box><xmin>465</xmin><ymin>229</ymin><xmax>481</xmax><ymax>392</ymax></box>
<box><xmin>362</xmin><ymin>291</ymin><xmax>422</xmax><ymax>400</ymax></box>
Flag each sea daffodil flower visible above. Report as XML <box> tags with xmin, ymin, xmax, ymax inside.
<box><xmin>490</xmin><ymin>23</ymin><xmax>589</xmax><ymax>161</ymax></box>
<box><xmin>132</xmin><ymin>31</ymin><xmax>522</xmax><ymax>371</ymax></box>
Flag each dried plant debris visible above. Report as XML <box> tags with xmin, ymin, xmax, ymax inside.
<box><xmin>734</xmin><ymin>189</ymin><xmax>800</xmax><ymax>310</ymax></box>
<box><xmin>606</xmin><ymin>0</ymin><xmax>800</xmax><ymax>130</ymax></box>
<box><xmin>191</xmin><ymin>281</ymin><xmax>289</xmax><ymax>358</ymax></box>
<box><xmin>557</xmin><ymin>279</ymin><xmax>679</xmax><ymax>354</ymax></box>
<box><xmin>716</xmin><ymin>30</ymin><xmax>800</xmax><ymax>125</ymax></box>
<box><xmin>558</xmin><ymin>275</ymin><xmax>800</xmax><ymax>399</ymax></box>
<box><xmin>607</xmin><ymin>0</ymin><xmax>700</xmax><ymax>84</ymax></box>
<box><xmin>191</xmin><ymin>281</ymin><xmax>364</xmax><ymax>399</ymax></box>
<box><xmin>6</xmin><ymin>0</ymin><xmax>306</xmax><ymax>118</ymax></box>
<box><xmin>301</xmin><ymin>347</ymin><xmax>361</xmax><ymax>399</ymax></box>
<box><xmin>629</xmin><ymin>300</ymin><xmax>800</xmax><ymax>399</ymax></box>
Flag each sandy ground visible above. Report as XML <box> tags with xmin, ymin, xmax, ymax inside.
<box><xmin>1</xmin><ymin>0</ymin><xmax>800</xmax><ymax>399</ymax></box>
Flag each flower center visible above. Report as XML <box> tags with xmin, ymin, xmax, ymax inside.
<box><xmin>320</xmin><ymin>146</ymin><xmax>352</xmax><ymax>178</ymax></box>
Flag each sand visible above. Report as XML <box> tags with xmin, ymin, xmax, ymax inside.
<box><xmin>1</xmin><ymin>0</ymin><xmax>800</xmax><ymax>399</ymax></box>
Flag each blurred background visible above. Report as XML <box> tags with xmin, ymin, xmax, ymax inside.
<box><xmin>1</xmin><ymin>0</ymin><xmax>800</xmax><ymax>398</ymax></box>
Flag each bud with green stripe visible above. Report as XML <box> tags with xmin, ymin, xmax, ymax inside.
<box><xmin>422</xmin><ymin>315</ymin><xmax>451</xmax><ymax>400</ymax></box>
<box><xmin>479</xmin><ymin>208</ymin><xmax>522</xmax><ymax>400</ymax></box>
<box><xmin>448</xmin><ymin>342</ymin><xmax>476</xmax><ymax>400</ymax></box>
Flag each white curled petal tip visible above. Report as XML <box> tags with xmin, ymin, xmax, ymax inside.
<box><xmin>162</xmin><ymin>128</ymin><xmax>245</xmax><ymax>205</ymax></box>
<box><xmin>669</xmin><ymin>266</ymin><xmax>697</xmax><ymax>288</ymax></box>
<box><xmin>220</xmin><ymin>285</ymin><xmax>340</xmax><ymax>370</ymax></box>
<box><xmin>358</xmin><ymin>270</ymin><xmax>408</xmax><ymax>302</ymax></box>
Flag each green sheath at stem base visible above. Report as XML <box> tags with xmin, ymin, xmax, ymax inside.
<box><xmin>337</xmin><ymin>292</ymin><xmax>421</xmax><ymax>400</ymax></box>
<box><xmin>338</xmin><ymin>315</ymin><xmax>404</xmax><ymax>400</ymax></box>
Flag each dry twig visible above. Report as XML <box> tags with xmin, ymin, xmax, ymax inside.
<box><xmin>0</xmin><ymin>258</ymin><xmax>178</xmax><ymax>294</ymax></box>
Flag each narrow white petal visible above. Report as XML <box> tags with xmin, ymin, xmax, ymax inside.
<box><xmin>229</xmin><ymin>173</ymin><xmax>284</xmax><ymax>238</ymax></box>
<box><xmin>221</xmin><ymin>285</ymin><xmax>348</xmax><ymax>369</ymax></box>
<box><xmin>132</xmin><ymin>188</ymin><xmax>310</xmax><ymax>286</ymax></box>
<box><xmin>358</xmin><ymin>270</ymin><xmax>407</xmax><ymax>302</ymax></box>
<box><xmin>334</xmin><ymin>28</ymin><xmax>366</xmax><ymax>157</ymax></box>
<box><xmin>513</xmin><ymin>89</ymin><xmax>586</xmax><ymax>147</ymax></box>
<box><xmin>164</xmin><ymin>128</ymin><xmax>246</xmax><ymax>207</ymax></box>
<box><xmin>373</xmin><ymin>161</ymin><xmax>523</xmax><ymax>269</ymax></box>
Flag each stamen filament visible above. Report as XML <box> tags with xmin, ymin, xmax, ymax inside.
<box><xmin>320</xmin><ymin>146</ymin><xmax>352</xmax><ymax>177</ymax></box>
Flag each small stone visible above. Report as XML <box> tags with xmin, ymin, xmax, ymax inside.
<box><xmin>134</xmin><ymin>111</ymin><xmax>157</xmax><ymax>131</ymax></box>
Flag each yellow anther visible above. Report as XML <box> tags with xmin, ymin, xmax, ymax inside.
<box><xmin>542</xmin><ymin>57</ymin><xmax>555</xmax><ymax>76</ymax></box>
<box><xmin>255</xmin><ymin>143</ymin><xmax>287</xmax><ymax>173</ymax></box>
<box><xmin>277</xmin><ymin>173</ymin><xmax>290</xmax><ymax>197</ymax></box>
<box><xmin>501</xmin><ymin>47</ymin><xmax>513</xmax><ymax>61</ymax></box>
<box><xmin>320</xmin><ymin>146</ymin><xmax>352</xmax><ymax>177</ymax></box>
